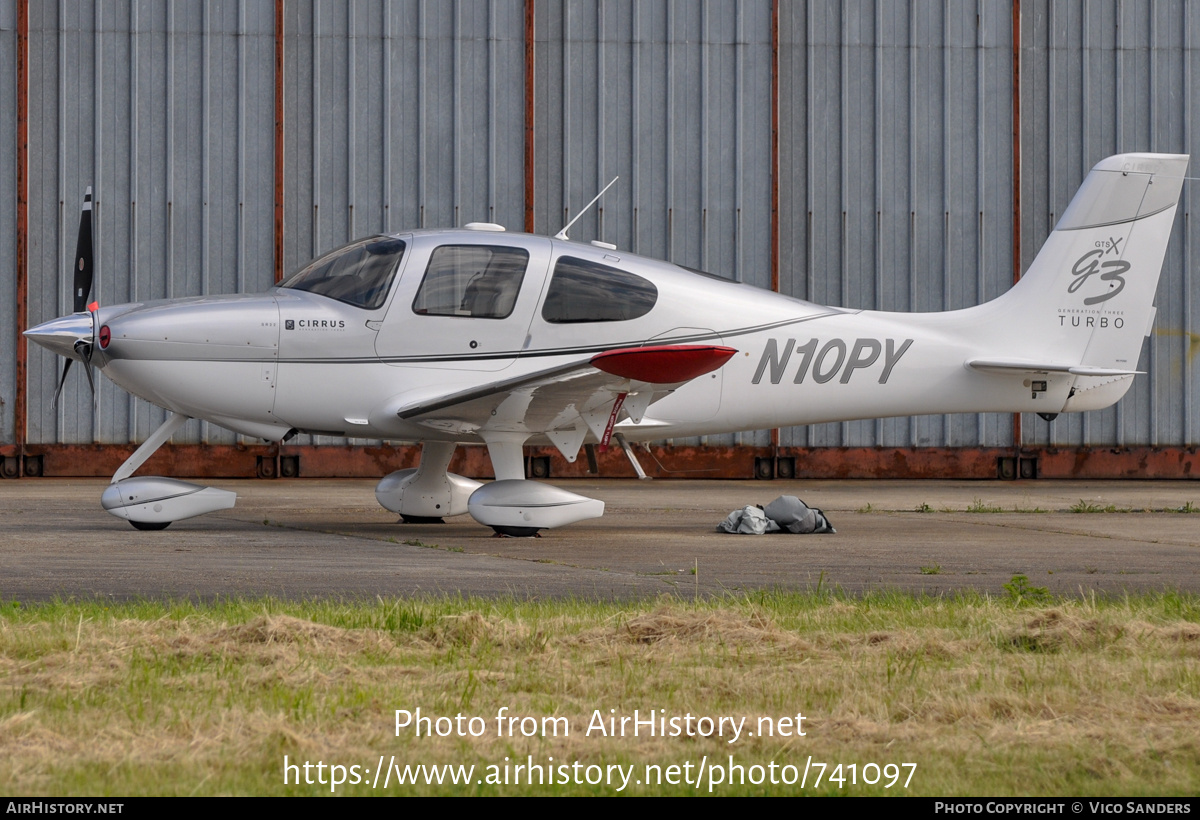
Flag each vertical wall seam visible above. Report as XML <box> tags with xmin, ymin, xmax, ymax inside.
<box><xmin>237</xmin><ymin>0</ymin><xmax>247</xmax><ymax>293</ymax></box>
<box><xmin>838</xmin><ymin>1</ymin><xmax>848</xmax><ymax>447</ymax></box>
<box><xmin>14</xmin><ymin>0</ymin><xmax>29</xmax><ymax>460</ymax></box>
<box><xmin>383</xmin><ymin>1</ymin><xmax>391</xmax><ymax>233</ymax></box>
<box><xmin>878</xmin><ymin>0</ymin><xmax>888</xmax><ymax>449</ymax></box>
<box><xmin>199</xmin><ymin>1</ymin><xmax>210</xmax><ymax>444</ymax></box>
<box><xmin>630</xmin><ymin>4</ymin><xmax>639</xmax><ymax>253</ymax></box>
<box><xmin>488</xmin><ymin>0</ymin><xmax>497</xmax><ymax>224</ymax></box>
<box><xmin>1185</xmin><ymin>1</ymin><xmax>1193</xmax><ymax>445</ymax></box>
<box><xmin>561</xmin><ymin>1</ymin><xmax>570</xmax><ymax>229</ymax></box>
<box><xmin>93</xmin><ymin>0</ymin><xmax>102</xmax><ymax>317</ymax></box>
<box><xmin>665</xmin><ymin>1</ymin><xmax>672</xmax><ymax>261</ymax></box>
<box><xmin>699</xmin><ymin>2</ymin><xmax>708</xmax><ymax>272</ymax></box>
<box><xmin>1012</xmin><ymin>0</ymin><xmax>1022</xmax><ymax>452</ymax></box>
<box><xmin>907</xmin><ymin>0</ymin><xmax>916</xmax><ymax>447</ymax></box>
<box><xmin>347</xmin><ymin>1</ymin><xmax>355</xmax><ymax>240</ymax></box>
<box><xmin>976</xmin><ymin>0</ymin><xmax>986</xmax><ymax>444</ymax></box>
<box><xmin>127</xmin><ymin>0</ymin><xmax>138</xmax><ymax>436</ymax></box>
<box><xmin>452</xmin><ymin>0</ymin><xmax>461</xmax><ymax>226</ymax></box>
<box><xmin>273</xmin><ymin>0</ymin><xmax>284</xmax><ymax>282</ymax></box>
<box><xmin>523</xmin><ymin>0</ymin><xmax>534</xmax><ymax>233</ymax></box>
<box><xmin>940</xmin><ymin>0</ymin><xmax>950</xmax><ymax>447</ymax></box>
<box><xmin>1148</xmin><ymin>1</ymin><xmax>1156</xmax><ymax>446</ymax></box>
<box><xmin>1079</xmin><ymin>2</ymin><xmax>1091</xmax><ymax>448</ymax></box>
<box><xmin>769</xmin><ymin>0</ymin><xmax>779</xmax><ymax>454</ymax></box>
<box><xmin>417</xmin><ymin>0</ymin><xmax>425</xmax><ymax>228</ymax></box>
<box><xmin>1113</xmin><ymin>0</ymin><xmax>1124</xmax><ymax>446</ymax></box>
<box><xmin>734</xmin><ymin>0</ymin><xmax>743</xmax><ymax>285</ymax></box>
<box><xmin>201</xmin><ymin>1</ymin><xmax>210</xmax><ymax>298</ymax></box>
<box><xmin>55</xmin><ymin>0</ymin><xmax>65</xmax><ymax>441</ymax></box>
<box><xmin>165</xmin><ymin>0</ymin><xmax>175</xmax><ymax>303</ymax></box>
<box><xmin>311</xmin><ymin>0</ymin><xmax>320</xmax><ymax>255</ymax></box>
<box><xmin>596</xmin><ymin>0</ymin><xmax>605</xmax><ymax>241</ymax></box>
<box><xmin>129</xmin><ymin>3</ymin><xmax>138</xmax><ymax>304</ymax></box>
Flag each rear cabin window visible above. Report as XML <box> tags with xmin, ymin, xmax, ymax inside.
<box><xmin>541</xmin><ymin>256</ymin><xmax>658</xmax><ymax>323</ymax></box>
<box><xmin>279</xmin><ymin>236</ymin><xmax>406</xmax><ymax>310</ymax></box>
<box><xmin>412</xmin><ymin>245</ymin><xmax>530</xmax><ymax>319</ymax></box>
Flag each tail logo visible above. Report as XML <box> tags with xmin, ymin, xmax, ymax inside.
<box><xmin>1068</xmin><ymin>241</ymin><xmax>1129</xmax><ymax>305</ymax></box>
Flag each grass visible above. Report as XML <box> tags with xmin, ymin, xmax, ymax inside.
<box><xmin>1070</xmin><ymin>500</ymin><xmax>1132</xmax><ymax>514</ymax></box>
<box><xmin>1</xmin><ymin>592</ymin><xmax>1198</xmax><ymax>796</ymax></box>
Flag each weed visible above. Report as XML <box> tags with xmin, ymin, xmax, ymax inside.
<box><xmin>1069</xmin><ymin>500</ymin><xmax>1126</xmax><ymax>513</ymax></box>
<box><xmin>919</xmin><ymin>564</ymin><xmax>942</xmax><ymax>575</ymax></box>
<box><xmin>857</xmin><ymin>502</ymin><xmax>874</xmax><ymax>513</ymax></box>
<box><xmin>1003</xmin><ymin>574</ymin><xmax>1051</xmax><ymax>606</ymax></box>
<box><xmin>914</xmin><ymin>502</ymin><xmax>933</xmax><ymax>514</ymax></box>
<box><xmin>967</xmin><ymin>498</ymin><xmax>1004</xmax><ymax>513</ymax></box>
<box><xmin>1168</xmin><ymin>501</ymin><xmax>1199</xmax><ymax>514</ymax></box>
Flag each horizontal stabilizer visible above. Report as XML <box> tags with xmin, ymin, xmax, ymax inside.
<box><xmin>967</xmin><ymin>359</ymin><xmax>1142</xmax><ymax>377</ymax></box>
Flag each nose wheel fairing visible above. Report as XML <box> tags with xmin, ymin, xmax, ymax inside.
<box><xmin>102</xmin><ymin>477</ymin><xmax>236</xmax><ymax>527</ymax></box>
<box><xmin>101</xmin><ymin>412</ymin><xmax>238</xmax><ymax>529</ymax></box>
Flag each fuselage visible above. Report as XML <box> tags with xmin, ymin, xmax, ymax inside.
<box><xmin>78</xmin><ymin>226</ymin><xmax>1082</xmax><ymax>446</ymax></box>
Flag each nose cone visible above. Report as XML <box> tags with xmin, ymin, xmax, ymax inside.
<box><xmin>24</xmin><ymin>312</ymin><xmax>94</xmax><ymax>361</ymax></box>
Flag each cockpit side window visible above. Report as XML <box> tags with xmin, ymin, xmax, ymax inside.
<box><xmin>278</xmin><ymin>236</ymin><xmax>405</xmax><ymax>309</ymax></box>
<box><xmin>541</xmin><ymin>256</ymin><xmax>658</xmax><ymax>323</ymax></box>
<box><xmin>412</xmin><ymin>245</ymin><xmax>530</xmax><ymax>319</ymax></box>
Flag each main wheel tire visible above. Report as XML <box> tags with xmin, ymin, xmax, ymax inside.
<box><xmin>491</xmin><ymin>526</ymin><xmax>541</xmax><ymax>538</ymax></box>
<box><xmin>130</xmin><ymin>520</ymin><xmax>171</xmax><ymax>531</ymax></box>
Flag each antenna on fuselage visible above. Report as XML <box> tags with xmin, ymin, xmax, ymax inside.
<box><xmin>554</xmin><ymin>176</ymin><xmax>619</xmax><ymax>241</ymax></box>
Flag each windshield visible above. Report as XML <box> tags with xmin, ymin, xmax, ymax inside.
<box><xmin>279</xmin><ymin>236</ymin><xmax>406</xmax><ymax>309</ymax></box>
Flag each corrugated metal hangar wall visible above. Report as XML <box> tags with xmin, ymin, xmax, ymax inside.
<box><xmin>3</xmin><ymin>0</ymin><xmax>1199</xmax><ymax>481</ymax></box>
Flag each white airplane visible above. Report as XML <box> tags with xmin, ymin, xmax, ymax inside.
<box><xmin>25</xmin><ymin>152</ymin><xmax>1188</xmax><ymax>534</ymax></box>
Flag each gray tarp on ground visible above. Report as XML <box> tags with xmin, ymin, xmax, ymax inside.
<box><xmin>717</xmin><ymin>496</ymin><xmax>835</xmax><ymax>535</ymax></box>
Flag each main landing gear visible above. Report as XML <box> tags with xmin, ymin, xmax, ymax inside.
<box><xmin>375</xmin><ymin>438</ymin><xmax>604</xmax><ymax>536</ymax></box>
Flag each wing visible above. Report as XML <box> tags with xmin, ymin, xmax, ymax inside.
<box><xmin>393</xmin><ymin>344</ymin><xmax>736</xmax><ymax>461</ymax></box>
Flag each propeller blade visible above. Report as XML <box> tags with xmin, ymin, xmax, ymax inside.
<box><xmin>52</xmin><ymin>359</ymin><xmax>73</xmax><ymax>410</ymax></box>
<box><xmin>72</xmin><ymin>187</ymin><xmax>94</xmax><ymax>313</ymax></box>
<box><xmin>74</xmin><ymin>339</ymin><xmax>96</xmax><ymax>397</ymax></box>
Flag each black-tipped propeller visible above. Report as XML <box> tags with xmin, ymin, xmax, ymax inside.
<box><xmin>73</xmin><ymin>187</ymin><xmax>94</xmax><ymax>313</ymax></box>
<box><xmin>52</xmin><ymin>187</ymin><xmax>96</xmax><ymax>409</ymax></box>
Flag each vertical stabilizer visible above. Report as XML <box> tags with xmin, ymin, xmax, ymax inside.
<box><xmin>991</xmin><ymin>153</ymin><xmax>1187</xmax><ymax>411</ymax></box>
